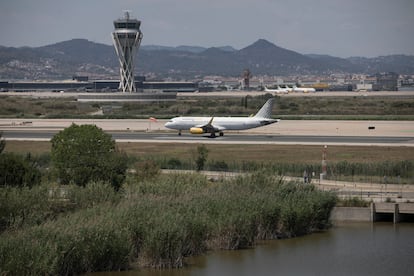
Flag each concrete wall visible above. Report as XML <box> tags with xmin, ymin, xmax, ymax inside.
<box><xmin>331</xmin><ymin>207</ymin><xmax>371</xmax><ymax>222</ymax></box>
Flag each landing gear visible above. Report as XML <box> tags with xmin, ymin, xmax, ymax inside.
<box><xmin>208</xmin><ymin>132</ymin><xmax>224</xmax><ymax>138</ymax></box>
<box><xmin>178</xmin><ymin>130</ymin><xmax>182</xmax><ymax>136</ymax></box>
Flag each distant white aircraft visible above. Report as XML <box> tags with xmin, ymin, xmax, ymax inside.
<box><xmin>164</xmin><ymin>98</ymin><xmax>279</xmax><ymax>137</ymax></box>
<box><xmin>293</xmin><ymin>85</ymin><xmax>316</xmax><ymax>93</ymax></box>
<box><xmin>264</xmin><ymin>85</ymin><xmax>289</xmax><ymax>94</ymax></box>
<box><xmin>283</xmin><ymin>85</ymin><xmax>293</xmax><ymax>93</ymax></box>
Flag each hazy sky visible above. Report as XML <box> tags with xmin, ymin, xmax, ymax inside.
<box><xmin>1</xmin><ymin>0</ymin><xmax>413</xmax><ymax>57</ymax></box>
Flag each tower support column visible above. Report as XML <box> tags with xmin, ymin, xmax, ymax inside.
<box><xmin>112</xmin><ymin>11</ymin><xmax>143</xmax><ymax>93</ymax></box>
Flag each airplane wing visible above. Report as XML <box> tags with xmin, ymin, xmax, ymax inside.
<box><xmin>198</xmin><ymin>117</ymin><xmax>225</xmax><ymax>131</ymax></box>
<box><xmin>191</xmin><ymin>117</ymin><xmax>225</xmax><ymax>134</ymax></box>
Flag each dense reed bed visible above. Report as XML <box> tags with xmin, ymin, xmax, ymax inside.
<box><xmin>0</xmin><ymin>171</ymin><xmax>336</xmax><ymax>274</ymax></box>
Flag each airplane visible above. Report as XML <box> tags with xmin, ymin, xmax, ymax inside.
<box><xmin>264</xmin><ymin>85</ymin><xmax>289</xmax><ymax>94</ymax></box>
<box><xmin>292</xmin><ymin>85</ymin><xmax>316</xmax><ymax>93</ymax></box>
<box><xmin>164</xmin><ymin>98</ymin><xmax>279</xmax><ymax>137</ymax></box>
<box><xmin>283</xmin><ymin>85</ymin><xmax>293</xmax><ymax>93</ymax></box>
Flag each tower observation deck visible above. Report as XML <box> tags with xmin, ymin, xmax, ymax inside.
<box><xmin>112</xmin><ymin>11</ymin><xmax>143</xmax><ymax>92</ymax></box>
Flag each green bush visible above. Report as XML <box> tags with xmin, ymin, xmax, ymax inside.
<box><xmin>195</xmin><ymin>144</ymin><xmax>208</xmax><ymax>171</ymax></box>
<box><xmin>208</xmin><ymin>160</ymin><xmax>229</xmax><ymax>171</ymax></box>
<box><xmin>166</xmin><ymin>158</ymin><xmax>182</xmax><ymax>169</ymax></box>
<box><xmin>51</xmin><ymin>124</ymin><xmax>128</xmax><ymax>189</ymax></box>
<box><xmin>0</xmin><ymin>153</ymin><xmax>41</xmax><ymax>188</ymax></box>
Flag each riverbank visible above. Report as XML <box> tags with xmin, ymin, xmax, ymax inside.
<box><xmin>0</xmin><ymin>171</ymin><xmax>336</xmax><ymax>275</ymax></box>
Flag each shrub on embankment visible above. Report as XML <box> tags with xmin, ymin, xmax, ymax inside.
<box><xmin>0</xmin><ymin>171</ymin><xmax>336</xmax><ymax>274</ymax></box>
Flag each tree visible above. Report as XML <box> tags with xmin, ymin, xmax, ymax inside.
<box><xmin>195</xmin><ymin>144</ymin><xmax>209</xmax><ymax>171</ymax></box>
<box><xmin>51</xmin><ymin>124</ymin><xmax>127</xmax><ymax>189</ymax></box>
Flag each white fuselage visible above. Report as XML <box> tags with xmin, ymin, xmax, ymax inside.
<box><xmin>293</xmin><ymin>86</ymin><xmax>316</xmax><ymax>93</ymax></box>
<box><xmin>165</xmin><ymin>116</ymin><xmax>277</xmax><ymax>131</ymax></box>
<box><xmin>264</xmin><ymin>86</ymin><xmax>289</xmax><ymax>94</ymax></box>
<box><xmin>164</xmin><ymin>98</ymin><xmax>278</xmax><ymax>135</ymax></box>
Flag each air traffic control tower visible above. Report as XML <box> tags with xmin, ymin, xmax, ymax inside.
<box><xmin>112</xmin><ymin>11</ymin><xmax>143</xmax><ymax>92</ymax></box>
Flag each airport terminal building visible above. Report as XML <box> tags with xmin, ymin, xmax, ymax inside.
<box><xmin>0</xmin><ymin>77</ymin><xmax>199</xmax><ymax>102</ymax></box>
<box><xmin>0</xmin><ymin>77</ymin><xmax>198</xmax><ymax>93</ymax></box>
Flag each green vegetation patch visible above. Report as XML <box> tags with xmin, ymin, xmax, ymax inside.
<box><xmin>0</xmin><ymin>171</ymin><xmax>336</xmax><ymax>274</ymax></box>
<box><xmin>1</xmin><ymin>94</ymin><xmax>414</xmax><ymax>119</ymax></box>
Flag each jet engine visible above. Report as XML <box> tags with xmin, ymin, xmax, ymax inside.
<box><xmin>189</xmin><ymin>127</ymin><xmax>205</xmax><ymax>134</ymax></box>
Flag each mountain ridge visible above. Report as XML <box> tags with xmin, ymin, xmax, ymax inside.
<box><xmin>1</xmin><ymin>38</ymin><xmax>413</xmax><ymax>79</ymax></box>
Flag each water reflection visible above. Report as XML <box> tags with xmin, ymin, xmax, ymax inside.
<box><xmin>93</xmin><ymin>223</ymin><xmax>414</xmax><ymax>276</ymax></box>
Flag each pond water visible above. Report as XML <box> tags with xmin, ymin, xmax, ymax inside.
<box><xmin>95</xmin><ymin>222</ymin><xmax>414</xmax><ymax>276</ymax></box>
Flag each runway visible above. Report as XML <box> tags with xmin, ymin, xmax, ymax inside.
<box><xmin>2</xmin><ymin>129</ymin><xmax>414</xmax><ymax>146</ymax></box>
<box><xmin>1</xmin><ymin>118</ymin><xmax>413</xmax><ymax>146</ymax></box>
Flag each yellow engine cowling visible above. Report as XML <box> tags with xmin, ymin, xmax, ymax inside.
<box><xmin>190</xmin><ymin>127</ymin><xmax>205</xmax><ymax>134</ymax></box>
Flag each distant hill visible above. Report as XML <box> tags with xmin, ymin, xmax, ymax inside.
<box><xmin>39</xmin><ymin>39</ymin><xmax>116</xmax><ymax>66</ymax></box>
<box><xmin>141</xmin><ymin>45</ymin><xmax>236</xmax><ymax>53</ymax></box>
<box><xmin>1</xmin><ymin>38</ymin><xmax>413</xmax><ymax>80</ymax></box>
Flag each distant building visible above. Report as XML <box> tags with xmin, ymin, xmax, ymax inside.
<box><xmin>355</xmin><ymin>83</ymin><xmax>373</xmax><ymax>92</ymax></box>
<box><xmin>72</xmin><ymin>76</ymin><xmax>89</xmax><ymax>82</ymax></box>
<box><xmin>0</xmin><ymin>81</ymin><xmax>89</xmax><ymax>92</ymax></box>
<box><xmin>140</xmin><ymin>81</ymin><xmax>197</xmax><ymax>93</ymax></box>
<box><xmin>374</xmin><ymin>72</ymin><xmax>399</xmax><ymax>91</ymax></box>
<box><xmin>0</xmin><ymin>79</ymin><xmax>197</xmax><ymax>93</ymax></box>
<box><xmin>329</xmin><ymin>84</ymin><xmax>353</xmax><ymax>91</ymax></box>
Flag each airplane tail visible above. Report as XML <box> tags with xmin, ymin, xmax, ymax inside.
<box><xmin>254</xmin><ymin>98</ymin><xmax>274</xmax><ymax>118</ymax></box>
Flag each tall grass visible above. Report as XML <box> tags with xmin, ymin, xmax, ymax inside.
<box><xmin>0</xmin><ymin>204</ymin><xmax>132</xmax><ymax>275</ymax></box>
<box><xmin>1</xmin><ymin>171</ymin><xmax>336</xmax><ymax>274</ymax></box>
<box><xmin>156</xmin><ymin>156</ymin><xmax>414</xmax><ymax>183</ymax></box>
<box><xmin>0</xmin><ymin>182</ymin><xmax>121</xmax><ymax>232</ymax></box>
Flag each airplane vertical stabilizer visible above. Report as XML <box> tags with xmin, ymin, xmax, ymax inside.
<box><xmin>254</xmin><ymin>98</ymin><xmax>274</xmax><ymax>118</ymax></box>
